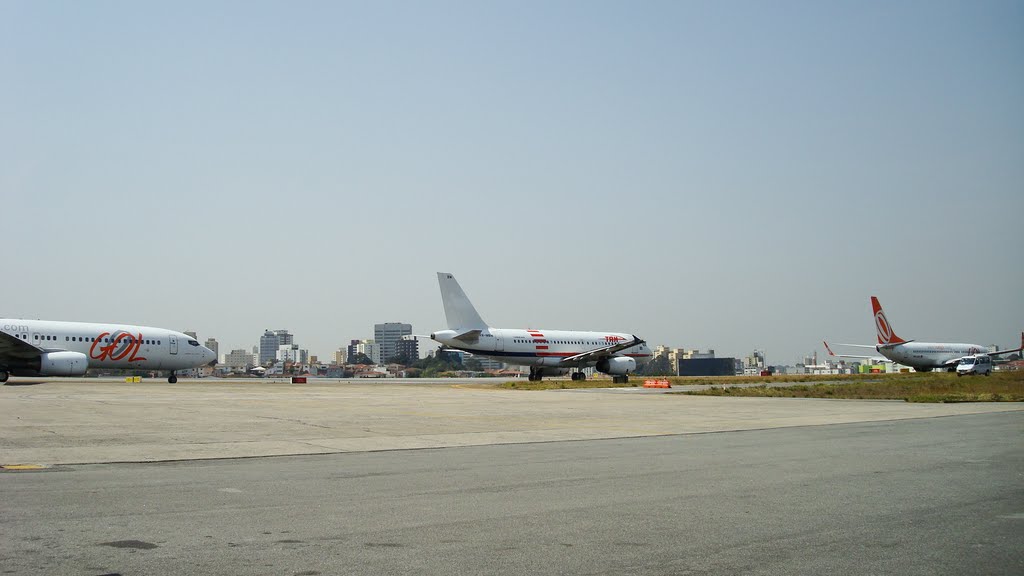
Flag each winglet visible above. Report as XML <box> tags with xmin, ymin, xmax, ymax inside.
<box><xmin>871</xmin><ymin>296</ymin><xmax>906</xmax><ymax>346</ymax></box>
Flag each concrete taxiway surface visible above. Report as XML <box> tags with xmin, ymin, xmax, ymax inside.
<box><xmin>0</xmin><ymin>378</ymin><xmax>1021</xmax><ymax>465</ymax></box>
<box><xmin>2</xmin><ymin>378</ymin><xmax>1023</xmax><ymax>575</ymax></box>
<box><xmin>2</xmin><ymin>412</ymin><xmax>1022</xmax><ymax>575</ymax></box>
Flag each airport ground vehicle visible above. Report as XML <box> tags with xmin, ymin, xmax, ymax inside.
<box><xmin>956</xmin><ymin>354</ymin><xmax>992</xmax><ymax>376</ymax></box>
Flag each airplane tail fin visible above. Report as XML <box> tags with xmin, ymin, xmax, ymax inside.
<box><xmin>437</xmin><ymin>273</ymin><xmax>489</xmax><ymax>331</ymax></box>
<box><xmin>871</xmin><ymin>296</ymin><xmax>906</xmax><ymax>346</ymax></box>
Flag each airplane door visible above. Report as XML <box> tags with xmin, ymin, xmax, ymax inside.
<box><xmin>495</xmin><ymin>336</ymin><xmax>504</xmax><ymax>353</ymax></box>
<box><xmin>170</xmin><ymin>335</ymin><xmax>178</xmax><ymax>355</ymax></box>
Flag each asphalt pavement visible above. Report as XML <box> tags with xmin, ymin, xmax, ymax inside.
<box><xmin>1</xmin><ymin>412</ymin><xmax>1021</xmax><ymax>575</ymax></box>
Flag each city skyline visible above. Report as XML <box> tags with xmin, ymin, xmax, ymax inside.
<box><xmin>3</xmin><ymin>2</ymin><xmax>1021</xmax><ymax>365</ymax></box>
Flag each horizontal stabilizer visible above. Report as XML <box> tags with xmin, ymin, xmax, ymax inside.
<box><xmin>453</xmin><ymin>329</ymin><xmax>482</xmax><ymax>344</ymax></box>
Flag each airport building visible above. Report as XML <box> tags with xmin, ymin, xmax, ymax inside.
<box><xmin>374</xmin><ymin>323</ymin><xmax>413</xmax><ymax>363</ymax></box>
<box><xmin>462</xmin><ymin>351</ymin><xmax>504</xmax><ymax>371</ymax></box>
<box><xmin>677</xmin><ymin>357</ymin><xmax>737</xmax><ymax>376</ymax></box>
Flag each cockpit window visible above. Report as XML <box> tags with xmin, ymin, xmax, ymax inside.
<box><xmin>188</xmin><ymin>340</ymin><xmax>200</xmax><ymax>346</ymax></box>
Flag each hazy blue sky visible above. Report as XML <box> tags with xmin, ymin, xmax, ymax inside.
<box><xmin>3</xmin><ymin>1</ymin><xmax>1022</xmax><ymax>364</ymax></box>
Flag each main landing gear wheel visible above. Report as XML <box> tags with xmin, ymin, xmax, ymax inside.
<box><xmin>0</xmin><ymin>371</ymin><xmax>8</xmax><ymax>384</ymax></box>
<box><xmin>528</xmin><ymin>367</ymin><xmax>542</xmax><ymax>382</ymax></box>
<box><xmin>168</xmin><ymin>373</ymin><xmax>178</xmax><ymax>384</ymax></box>
<box><xmin>571</xmin><ymin>372</ymin><xmax>586</xmax><ymax>381</ymax></box>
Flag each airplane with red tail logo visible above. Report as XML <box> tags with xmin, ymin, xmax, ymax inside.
<box><xmin>428</xmin><ymin>273</ymin><xmax>652</xmax><ymax>383</ymax></box>
<box><xmin>825</xmin><ymin>297</ymin><xmax>1024</xmax><ymax>372</ymax></box>
<box><xmin>0</xmin><ymin>319</ymin><xmax>217</xmax><ymax>383</ymax></box>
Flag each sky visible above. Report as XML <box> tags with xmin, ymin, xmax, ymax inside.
<box><xmin>2</xmin><ymin>1</ymin><xmax>1022</xmax><ymax>365</ymax></box>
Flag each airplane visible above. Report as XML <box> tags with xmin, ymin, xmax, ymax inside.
<box><xmin>428</xmin><ymin>273</ymin><xmax>652</xmax><ymax>383</ymax></box>
<box><xmin>0</xmin><ymin>319</ymin><xmax>218</xmax><ymax>383</ymax></box>
<box><xmin>827</xmin><ymin>297</ymin><xmax>1024</xmax><ymax>372</ymax></box>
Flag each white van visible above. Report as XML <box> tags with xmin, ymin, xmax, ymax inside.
<box><xmin>956</xmin><ymin>354</ymin><xmax>992</xmax><ymax>376</ymax></box>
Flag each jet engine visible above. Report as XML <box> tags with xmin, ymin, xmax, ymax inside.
<box><xmin>596</xmin><ymin>356</ymin><xmax>636</xmax><ymax>376</ymax></box>
<box><xmin>38</xmin><ymin>351</ymin><xmax>89</xmax><ymax>376</ymax></box>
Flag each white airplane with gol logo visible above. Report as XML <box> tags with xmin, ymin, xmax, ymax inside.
<box><xmin>429</xmin><ymin>273</ymin><xmax>653</xmax><ymax>383</ymax></box>
<box><xmin>0</xmin><ymin>319</ymin><xmax>217</xmax><ymax>383</ymax></box>
<box><xmin>826</xmin><ymin>297</ymin><xmax>1024</xmax><ymax>372</ymax></box>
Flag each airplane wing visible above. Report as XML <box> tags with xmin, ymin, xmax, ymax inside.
<box><xmin>987</xmin><ymin>332</ymin><xmax>1024</xmax><ymax>357</ymax></box>
<box><xmin>559</xmin><ymin>336</ymin><xmax>645</xmax><ymax>365</ymax></box>
<box><xmin>833</xmin><ymin>341</ymin><xmax>914</xmax><ymax>350</ymax></box>
<box><xmin>0</xmin><ymin>331</ymin><xmax>44</xmax><ymax>365</ymax></box>
<box><xmin>823</xmin><ymin>341</ymin><xmax>892</xmax><ymax>363</ymax></box>
<box><xmin>832</xmin><ymin>343</ymin><xmax>879</xmax><ymax>349</ymax></box>
<box><xmin>940</xmin><ymin>332</ymin><xmax>1024</xmax><ymax>367</ymax></box>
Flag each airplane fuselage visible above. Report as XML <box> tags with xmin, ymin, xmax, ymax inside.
<box><xmin>0</xmin><ymin>318</ymin><xmax>215</xmax><ymax>374</ymax></box>
<box><xmin>432</xmin><ymin>328</ymin><xmax>652</xmax><ymax>368</ymax></box>
<box><xmin>879</xmin><ymin>341</ymin><xmax>991</xmax><ymax>370</ymax></box>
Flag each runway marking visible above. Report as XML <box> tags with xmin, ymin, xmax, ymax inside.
<box><xmin>1</xmin><ymin>464</ymin><xmax>48</xmax><ymax>470</ymax></box>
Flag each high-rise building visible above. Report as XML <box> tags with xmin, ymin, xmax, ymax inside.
<box><xmin>277</xmin><ymin>344</ymin><xmax>300</xmax><ymax>363</ymax></box>
<box><xmin>347</xmin><ymin>339</ymin><xmax>380</xmax><ymax>365</ymax></box>
<box><xmin>259</xmin><ymin>330</ymin><xmax>280</xmax><ymax>364</ymax></box>
<box><xmin>204</xmin><ymin>338</ymin><xmax>219</xmax><ymax>361</ymax></box>
<box><xmin>374</xmin><ymin>323</ymin><xmax>412</xmax><ymax>363</ymax></box>
<box><xmin>274</xmin><ymin>330</ymin><xmax>294</xmax><ymax>347</ymax></box>
<box><xmin>333</xmin><ymin>348</ymin><xmax>348</xmax><ymax>365</ymax></box>
<box><xmin>395</xmin><ymin>338</ymin><xmax>419</xmax><ymax>364</ymax></box>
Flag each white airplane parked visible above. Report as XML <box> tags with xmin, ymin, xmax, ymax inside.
<box><xmin>0</xmin><ymin>319</ymin><xmax>217</xmax><ymax>383</ymax></box>
<box><xmin>429</xmin><ymin>273</ymin><xmax>652</xmax><ymax>383</ymax></box>
<box><xmin>826</xmin><ymin>297</ymin><xmax>1023</xmax><ymax>372</ymax></box>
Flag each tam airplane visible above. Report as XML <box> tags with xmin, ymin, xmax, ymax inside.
<box><xmin>826</xmin><ymin>297</ymin><xmax>1024</xmax><ymax>372</ymax></box>
<box><xmin>429</xmin><ymin>273</ymin><xmax>652</xmax><ymax>382</ymax></box>
<box><xmin>0</xmin><ymin>319</ymin><xmax>217</xmax><ymax>383</ymax></box>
